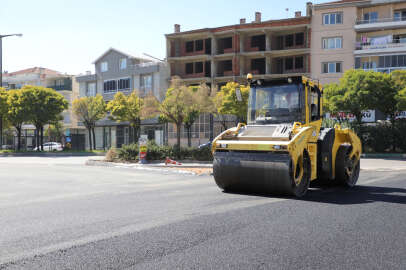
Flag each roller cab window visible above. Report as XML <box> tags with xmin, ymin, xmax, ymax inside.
<box><xmin>248</xmin><ymin>84</ymin><xmax>304</xmax><ymax>125</ymax></box>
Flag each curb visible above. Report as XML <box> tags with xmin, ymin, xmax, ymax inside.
<box><xmin>0</xmin><ymin>152</ymin><xmax>106</xmax><ymax>157</ymax></box>
<box><xmin>361</xmin><ymin>153</ymin><xmax>406</xmax><ymax>159</ymax></box>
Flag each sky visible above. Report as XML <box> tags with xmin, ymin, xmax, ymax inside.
<box><xmin>1</xmin><ymin>0</ymin><xmax>324</xmax><ymax>75</ymax></box>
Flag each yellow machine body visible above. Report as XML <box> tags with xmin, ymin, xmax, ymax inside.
<box><xmin>212</xmin><ymin>76</ymin><xmax>362</xmax><ymax>197</ymax></box>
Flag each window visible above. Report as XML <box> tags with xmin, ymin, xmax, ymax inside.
<box><xmin>295</xmin><ymin>56</ymin><xmax>304</xmax><ymax>69</ymax></box>
<box><xmin>56</xmin><ymin>79</ymin><xmax>64</xmax><ymax>86</ymax></box>
<box><xmin>87</xmin><ymin>82</ymin><xmax>96</xmax><ymax>96</ymax></box>
<box><xmin>223</xmin><ymin>60</ymin><xmax>233</xmax><ymax>71</ymax></box>
<box><xmin>195</xmin><ymin>40</ymin><xmax>203</xmax><ymax>51</ymax></box>
<box><xmin>364</xmin><ymin>12</ymin><xmax>378</xmax><ymax>23</ymax></box>
<box><xmin>186</xmin><ymin>41</ymin><xmax>194</xmax><ymax>53</ymax></box>
<box><xmin>295</xmin><ymin>33</ymin><xmax>304</xmax><ymax>46</ymax></box>
<box><xmin>322</xmin><ymin>37</ymin><xmax>342</xmax><ymax>49</ymax></box>
<box><xmin>285</xmin><ymin>57</ymin><xmax>294</xmax><ymax>70</ymax></box>
<box><xmin>101</xmin><ymin>61</ymin><xmax>108</xmax><ymax>72</ymax></box>
<box><xmin>223</xmin><ymin>37</ymin><xmax>233</xmax><ymax>49</ymax></box>
<box><xmin>118</xmin><ymin>78</ymin><xmax>130</xmax><ymax>90</ymax></box>
<box><xmin>285</xmin><ymin>34</ymin><xmax>294</xmax><ymax>47</ymax></box>
<box><xmin>119</xmin><ymin>58</ymin><xmax>127</xmax><ymax>70</ymax></box>
<box><xmin>394</xmin><ymin>10</ymin><xmax>406</xmax><ymax>21</ymax></box>
<box><xmin>195</xmin><ymin>62</ymin><xmax>203</xmax><ymax>73</ymax></box>
<box><xmin>103</xmin><ymin>80</ymin><xmax>116</xmax><ymax>93</ymax></box>
<box><xmin>322</xmin><ymin>62</ymin><xmax>342</xmax><ymax>73</ymax></box>
<box><xmin>140</xmin><ymin>74</ymin><xmax>153</xmax><ymax>93</ymax></box>
<box><xmin>323</xmin><ymin>12</ymin><xmax>343</xmax><ymax>25</ymax></box>
<box><xmin>185</xmin><ymin>63</ymin><xmax>194</xmax><ymax>74</ymax></box>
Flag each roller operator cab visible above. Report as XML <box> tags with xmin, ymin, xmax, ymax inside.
<box><xmin>212</xmin><ymin>75</ymin><xmax>362</xmax><ymax>197</ymax></box>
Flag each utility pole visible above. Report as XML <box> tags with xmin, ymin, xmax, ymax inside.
<box><xmin>0</xmin><ymin>33</ymin><xmax>23</xmax><ymax>147</ymax></box>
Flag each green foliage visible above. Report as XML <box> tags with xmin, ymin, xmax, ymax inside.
<box><xmin>324</xmin><ymin>69</ymin><xmax>406</xmax><ymax>123</ymax></box>
<box><xmin>6</xmin><ymin>90</ymin><xmax>30</xmax><ymax>129</ymax></box>
<box><xmin>21</xmin><ymin>86</ymin><xmax>68</xmax><ymax>128</ymax></box>
<box><xmin>106</xmin><ymin>91</ymin><xmax>141</xmax><ymax>126</ymax></box>
<box><xmin>0</xmin><ymin>88</ymin><xmax>8</xmax><ymax>119</ymax></box>
<box><xmin>116</xmin><ymin>141</ymin><xmax>213</xmax><ymax>162</ymax></box>
<box><xmin>214</xmin><ymin>82</ymin><xmax>249</xmax><ymax>123</ymax></box>
<box><xmin>72</xmin><ymin>95</ymin><xmax>106</xmax><ymax>129</ymax></box>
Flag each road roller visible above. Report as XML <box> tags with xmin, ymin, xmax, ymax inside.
<box><xmin>212</xmin><ymin>75</ymin><xmax>362</xmax><ymax>197</ymax></box>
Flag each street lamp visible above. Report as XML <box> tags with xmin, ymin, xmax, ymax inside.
<box><xmin>0</xmin><ymin>33</ymin><xmax>23</xmax><ymax>87</ymax></box>
<box><xmin>0</xmin><ymin>33</ymin><xmax>22</xmax><ymax>148</ymax></box>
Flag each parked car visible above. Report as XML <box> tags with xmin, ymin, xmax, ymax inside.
<box><xmin>1</xmin><ymin>145</ymin><xmax>13</xmax><ymax>150</ymax></box>
<box><xmin>33</xmin><ymin>142</ymin><xmax>63</xmax><ymax>152</ymax></box>
<box><xmin>198</xmin><ymin>141</ymin><xmax>212</xmax><ymax>149</ymax></box>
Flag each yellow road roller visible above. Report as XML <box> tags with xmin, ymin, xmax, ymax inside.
<box><xmin>212</xmin><ymin>75</ymin><xmax>362</xmax><ymax>197</ymax></box>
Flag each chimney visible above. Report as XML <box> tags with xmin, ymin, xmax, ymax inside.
<box><xmin>295</xmin><ymin>11</ymin><xmax>302</xmax><ymax>18</ymax></box>
<box><xmin>174</xmin><ymin>24</ymin><xmax>180</xmax><ymax>33</ymax></box>
<box><xmin>255</xmin><ymin>12</ymin><xmax>261</xmax><ymax>23</ymax></box>
<box><xmin>240</xmin><ymin>18</ymin><xmax>246</xmax><ymax>24</ymax></box>
<box><xmin>306</xmin><ymin>2</ymin><xmax>313</xmax><ymax>17</ymax></box>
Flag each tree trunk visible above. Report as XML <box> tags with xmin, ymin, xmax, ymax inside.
<box><xmin>176</xmin><ymin>123</ymin><xmax>181</xmax><ymax>156</ymax></box>
<box><xmin>35</xmin><ymin>126</ymin><xmax>40</xmax><ymax>151</ymax></box>
<box><xmin>88</xmin><ymin>128</ymin><xmax>92</xmax><ymax>151</ymax></box>
<box><xmin>187</xmin><ymin>126</ymin><xmax>191</xmax><ymax>147</ymax></box>
<box><xmin>40</xmin><ymin>126</ymin><xmax>44</xmax><ymax>151</ymax></box>
<box><xmin>0</xmin><ymin>116</ymin><xmax>2</xmax><ymax>148</ymax></box>
<box><xmin>16</xmin><ymin>126</ymin><xmax>21</xmax><ymax>151</ymax></box>
<box><xmin>92</xmin><ymin>127</ymin><xmax>96</xmax><ymax>150</ymax></box>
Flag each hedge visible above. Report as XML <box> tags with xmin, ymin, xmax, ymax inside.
<box><xmin>323</xmin><ymin>118</ymin><xmax>406</xmax><ymax>153</ymax></box>
<box><xmin>113</xmin><ymin>141</ymin><xmax>213</xmax><ymax>162</ymax></box>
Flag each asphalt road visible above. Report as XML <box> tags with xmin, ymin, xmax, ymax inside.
<box><xmin>0</xmin><ymin>157</ymin><xmax>405</xmax><ymax>270</ymax></box>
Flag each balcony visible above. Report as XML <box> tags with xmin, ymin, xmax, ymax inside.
<box><xmin>361</xmin><ymin>66</ymin><xmax>406</xmax><ymax>73</ymax></box>
<box><xmin>47</xmin><ymin>85</ymin><xmax>72</xmax><ymax>91</ymax></box>
<box><xmin>355</xmin><ymin>17</ymin><xmax>406</xmax><ymax>32</ymax></box>
<box><xmin>355</xmin><ymin>42</ymin><xmax>406</xmax><ymax>55</ymax></box>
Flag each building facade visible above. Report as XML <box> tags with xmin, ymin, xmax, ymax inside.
<box><xmin>312</xmin><ymin>0</ymin><xmax>406</xmax><ymax>85</ymax></box>
<box><xmin>165</xmin><ymin>10</ymin><xmax>312</xmax><ymax>146</ymax></box>
<box><xmin>75</xmin><ymin>48</ymin><xmax>170</xmax><ymax>149</ymax></box>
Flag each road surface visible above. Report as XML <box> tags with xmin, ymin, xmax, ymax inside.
<box><xmin>0</xmin><ymin>157</ymin><xmax>405</xmax><ymax>269</ymax></box>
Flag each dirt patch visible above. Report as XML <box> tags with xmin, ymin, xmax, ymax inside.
<box><xmin>166</xmin><ymin>167</ymin><xmax>213</xmax><ymax>175</ymax></box>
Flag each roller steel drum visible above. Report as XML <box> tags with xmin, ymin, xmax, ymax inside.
<box><xmin>213</xmin><ymin>151</ymin><xmax>296</xmax><ymax>195</ymax></box>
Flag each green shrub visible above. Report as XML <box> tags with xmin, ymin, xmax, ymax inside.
<box><xmin>116</xmin><ymin>141</ymin><xmax>213</xmax><ymax>162</ymax></box>
<box><xmin>117</xmin><ymin>143</ymin><xmax>139</xmax><ymax>161</ymax></box>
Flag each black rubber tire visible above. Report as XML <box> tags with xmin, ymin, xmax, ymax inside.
<box><xmin>335</xmin><ymin>145</ymin><xmax>360</xmax><ymax>187</ymax></box>
<box><xmin>291</xmin><ymin>152</ymin><xmax>311</xmax><ymax>197</ymax></box>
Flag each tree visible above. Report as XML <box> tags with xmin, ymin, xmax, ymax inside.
<box><xmin>159</xmin><ymin>77</ymin><xmax>196</xmax><ymax>151</ymax></box>
<box><xmin>6</xmin><ymin>90</ymin><xmax>30</xmax><ymax>150</ymax></box>
<box><xmin>45</xmin><ymin>121</ymin><xmax>65</xmax><ymax>143</ymax></box>
<box><xmin>21</xmin><ymin>86</ymin><xmax>68</xmax><ymax>151</ymax></box>
<box><xmin>73</xmin><ymin>95</ymin><xmax>106</xmax><ymax>150</ymax></box>
<box><xmin>107</xmin><ymin>91</ymin><xmax>160</xmax><ymax>144</ymax></box>
<box><xmin>183</xmin><ymin>84</ymin><xmax>215</xmax><ymax>147</ymax></box>
<box><xmin>0</xmin><ymin>88</ymin><xmax>7</xmax><ymax>147</ymax></box>
<box><xmin>323</xmin><ymin>69</ymin><xmax>379</xmax><ymax>124</ymax></box>
<box><xmin>390</xmin><ymin>70</ymin><xmax>406</xmax><ymax>114</ymax></box>
<box><xmin>215</xmin><ymin>82</ymin><xmax>250</xmax><ymax>124</ymax></box>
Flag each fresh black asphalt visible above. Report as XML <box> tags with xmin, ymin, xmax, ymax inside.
<box><xmin>0</xmin><ymin>157</ymin><xmax>405</xmax><ymax>269</ymax></box>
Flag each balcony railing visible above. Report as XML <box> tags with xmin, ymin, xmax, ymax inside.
<box><xmin>355</xmin><ymin>41</ymin><xmax>406</xmax><ymax>51</ymax></box>
<box><xmin>356</xmin><ymin>17</ymin><xmax>406</xmax><ymax>25</ymax></box>
<box><xmin>47</xmin><ymin>85</ymin><xmax>71</xmax><ymax>91</ymax></box>
<box><xmin>361</xmin><ymin>66</ymin><xmax>406</xmax><ymax>73</ymax></box>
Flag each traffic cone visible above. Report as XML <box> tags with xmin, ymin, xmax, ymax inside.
<box><xmin>165</xmin><ymin>157</ymin><xmax>182</xmax><ymax>166</ymax></box>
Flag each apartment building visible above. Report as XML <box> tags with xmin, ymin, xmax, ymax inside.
<box><xmin>165</xmin><ymin>10</ymin><xmax>312</xmax><ymax>146</ymax></box>
<box><xmin>75</xmin><ymin>48</ymin><xmax>170</xmax><ymax>149</ymax></box>
<box><xmin>312</xmin><ymin>0</ymin><xmax>406</xmax><ymax>85</ymax></box>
